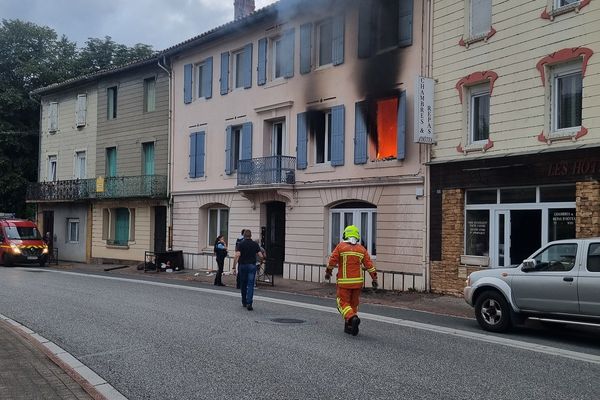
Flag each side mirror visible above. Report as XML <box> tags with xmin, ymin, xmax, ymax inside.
<box><xmin>522</xmin><ymin>259</ymin><xmax>536</xmax><ymax>272</ymax></box>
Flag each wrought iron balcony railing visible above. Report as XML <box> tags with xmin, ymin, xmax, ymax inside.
<box><xmin>27</xmin><ymin>175</ymin><xmax>168</xmax><ymax>202</ymax></box>
<box><xmin>237</xmin><ymin>156</ymin><xmax>296</xmax><ymax>186</ymax></box>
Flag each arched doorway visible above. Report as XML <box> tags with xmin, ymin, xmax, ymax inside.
<box><xmin>265</xmin><ymin>201</ymin><xmax>286</xmax><ymax>275</ymax></box>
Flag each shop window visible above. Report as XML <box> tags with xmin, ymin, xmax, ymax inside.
<box><xmin>330</xmin><ymin>202</ymin><xmax>377</xmax><ymax>256</ymax></box>
<box><xmin>500</xmin><ymin>188</ymin><xmax>536</xmax><ymax>203</ymax></box>
<box><xmin>465</xmin><ymin>210</ymin><xmax>490</xmax><ymax>256</ymax></box>
<box><xmin>540</xmin><ymin>185</ymin><xmax>575</xmax><ymax>202</ymax></box>
<box><xmin>208</xmin><ymin>208</ymin><xmax>229</xmax><ymax>247</ymax></box>
<box><xmin>466</xmin><ymin>189</ymin><xmax>497</xmax><ymax>205</ymax></box>
<box><xmin>548</xmin><ymin>209</ymin><xmax>576</xmax><ymax>242</ymax></box>
<box><xmin>469</xmin><ymin>84</ymin><xmax>490</xmax><ymax>144</ymax></box>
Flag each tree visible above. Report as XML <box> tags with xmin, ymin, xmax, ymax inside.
<box><xmin>0</xmin><ymin>19</ymin><xmax>154</xmax><ymax>218</ymax></box>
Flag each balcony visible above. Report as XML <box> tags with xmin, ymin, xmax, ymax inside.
<box><xmin>237</xmin><ymin>156</ymin><xmax>296</xmax><ymax>187</ymax></box>
<box><xmin>27</xmin><ymin>175</ymin><xmax>168</xmax><ymax>202</ymax></box>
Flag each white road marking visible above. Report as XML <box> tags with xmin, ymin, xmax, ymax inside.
<box><xmin>12</xmin><ymin>268</ymin><xmax>600</xmax><ymax>365</ymax></box>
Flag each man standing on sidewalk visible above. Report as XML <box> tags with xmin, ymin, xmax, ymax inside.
<box><xmin>325</xmin><ymin>225</ymin><xmax>378</xmax><ymax>336</ymax></box>
<box><xmin>235</xmin><ymin>229</ymin><xmax>265</xmax><ymax>311</ymax></box>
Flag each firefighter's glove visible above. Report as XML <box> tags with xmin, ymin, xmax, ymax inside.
<box><xmin>372</xmin><ymin>280</ymin><xmax>379</xmax><ymax>289</ymax></box>
<box><xmin>325</xmin><ymin>270</ymin><xmax>332</xmax><ymax>280</ymax></box>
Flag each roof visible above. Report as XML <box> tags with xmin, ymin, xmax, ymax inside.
<box><xmin>31</xmin><ymin>0</ymin><xmax>283</xmax><ymax>96</ymax></box>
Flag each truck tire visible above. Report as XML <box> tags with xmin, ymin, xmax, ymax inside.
<box><xmin>474</xmin><ymin>290</ymin><xmax>512</xmax><ymax>333</ymax></box>
<box><xmin>2</xmin><ymin>254</ymin><xmax>13</xmax><ymax>267</ymax></box>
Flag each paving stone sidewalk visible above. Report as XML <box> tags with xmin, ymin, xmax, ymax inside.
<box><xmin>0</xmin><ymin>319</ymin><xmax>93</xmax><ymax>400</ymax></box>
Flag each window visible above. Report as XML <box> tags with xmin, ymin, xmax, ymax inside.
<box><xmin>106</xmin><ymin>147</ymin><xmax>117</xmax><ymax>177</ymax></box>
<box><xmin>104</xmin><ymin>208</ymin><xmax>135</xmax><ymax>246</ymax></box>
<box><xmin>107</xmin><ymin>86</ymin><xmax>118</xmax><ymax>119</ymax></box>
<box><xmin>548</xmin><ymin>209</ymin><xmax>576</xmax><ymax>242</ymax></box>
<box><xmin>358</xmin><ymin>0</ymin><xmax>413</xmax><ymax>57</ymax></box>
<box><xmin>189</xmin><ymin>132</ymin><xmax>205</xmax><ymax>178</ymax></box>
<box><xmin>144</xmin><ymin>78</ymin><xmax>156</xmax><ymax>112</ymax></box>
<box><xmin>556</xmin><ymin>0</ymin><xmax>579</xmax><ymax>7</ymax></box>
<box><xmin>74</xmin><ymin>151</ymin><xmax>86</xmax><ymax>179</ymax></box>
<box><xmin>232</xmin><ymin>126</ymin><xmax>242</xmax><ymax>170</ymax></box>
<box><xmin>208</xmin><ymin>208</ymin><xmax>229</xmax><ymax>247</ymax></box>
<box><xmin>225</xmin><ymin>123</ymin><xmax>252</xmax><ymax>175</ymax></box>
<box><xmin>376</xmin><ymin>0</ymin><xmax>399</xmax><ymax>51</ymax></box>
<box><xmin>197</xmin><ymin>63</ymin><xmax>206</xmax><ymax>98</ymax></box>
<box><xmin>75</xmin><ymin>94</ymin><xmax>87</xmax><ymax>127</ymax></box>
<box><xmin>552</xmin><ymin>65</ymin><xmax>582</xmax><ymax>132</ymax></box>
<box><xmin>67</xmin><ymin>218</ymin><xmax>79</xmax><ymax>243</ymax></box>
<box><xmin>469</xmin><ymin>85</ymin><xmax>490</xmax><ymax>143</ymax></box>
<box><xmin>532</xmin><ymin>243</ymin><xmax>577</xmax><ymax>272</ymax></box>
<box><xmin>330</xmin><ymin>202</ymin><xmax>377</xmax><ymax>256</ymax></box>
<box><xmin>142</xmin><ymin>142</ymin><xmax>154</xmax><ymax>175</ymax></box>
<box><xmin>317</xmin><ymin>18</ymin><xmax>333</xmax><ymax>67</ymax></box>
<box><xmin>470</xmin><ymin>0</ymin><xmax>492</xmax><ymax>37</ymax></box>
<box><xmin>271</xmin><ymin>121</ymin><xmax>285</xmax><ymax>156</ymax></box>
<box><xmin>587</xmin><ymin>243</ymin><xmax>600</xmax><ymax>273</ymax></box>
<box><xmin>465</xmin><ymin>210</ymin><xmax>490</xmax><ymax>256</ymax></box>
<box><xmin>234</xmin><ymin>50</ymin><xmax>245</xmax><ymax>89</ymax></box>
<box><xmin>310</xmin><ymin>110</ymin><xmax>332</xmax><ymax>164</ymax></box>
<box><xmin>272</xmin><ymin>37</ymin><xmax>285</xmax><ymax>79</ymax></box>
<box><xmin>48</xmin><ymin>102</ymin><xmax>58</xmax><ymax>133</ymax></box>
<box><xmin>47</xmin><ymin>155</ymin><xmax>57</xmax><ymax>181</ymax></box>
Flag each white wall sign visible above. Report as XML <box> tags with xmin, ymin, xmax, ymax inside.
<box><xmin>414</xmin><ymin>76</ymin><xmax>435</xmax><ymax>144</ymax></box>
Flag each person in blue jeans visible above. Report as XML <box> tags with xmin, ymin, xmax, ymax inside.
<box><xmin>235</xmin><ymin>229</ymin><xmax>265</xmax><ymax>311</ymax></box>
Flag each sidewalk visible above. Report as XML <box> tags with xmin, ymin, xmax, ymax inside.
<box><xmin>0</xmin><ymin>318</ymin><xmax>94</xmax><ymax>400</ymax></box>
<box><xmin>52</xmin><ymin>262</ymin><xmax>474</xmax><ymax>319</ymax></box>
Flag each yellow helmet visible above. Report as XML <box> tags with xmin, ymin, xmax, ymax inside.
<box><xmin>343</xmin><ymin>225</ymin><xmax>360</xmax><ymax>240</ymax></box>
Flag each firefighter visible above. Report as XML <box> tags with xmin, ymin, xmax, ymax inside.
<box><xmin>325</xmin><ymin>225</ymin><xmax>378</xmax><ymax>336</ymax></box>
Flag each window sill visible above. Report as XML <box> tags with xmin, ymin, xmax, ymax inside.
<box><xmin>186</xmin><ymin>176</ymin><xmax>207</xmax><ymax>182</ymax></box>
<box><xmin>459</xmin><ymin>27</ymin><xmax>497</xmax><ymax>48</ymax></box>
<box><xmin>106</xmin><ymin>244</ymin><xmax>130</xmax><ymax>250</ymax></box>
<box><xmin>538</xmin><ymin>126</ymin><xmax>588</xmax><ymax>144</ymax></box>
<box><xmin>363</xmin><ymin>159</ymin><xmax>402</xmax><ymax>169</ymax></box>
<box><xmin>456</xmin><ymin>139</ymin><xmax>494</xmax><ymax>154</ymax></box>
<box><xmin>541</xmin><ymin>1</ymin><xmax>589</xmax><ymax>20</ymax></box>
<box><xmin>305</xmin><ymin>163</ymin><xmax>335</xmax><ymax>174</ymax></box>
<box><xmin>264</xmin><ymin>79</ymin><xmax>288</xmax><ymax>89</ymax></box>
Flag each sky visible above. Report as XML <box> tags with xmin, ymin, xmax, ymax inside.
<box><xmin>1</xmin><ymin>0</ymin><xmax>278</xmax><ymax>50</ymax></box>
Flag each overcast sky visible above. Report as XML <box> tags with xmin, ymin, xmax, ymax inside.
<box><xmin>1</xmin><ymin>0</ymin><xmax>278</xmax><ymax>50</ymax></box>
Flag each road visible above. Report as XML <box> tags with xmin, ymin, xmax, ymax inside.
<box><xmin>1</xmin><ymin>267</ymin><xmax>599</xmax><ymax>400</ymax></box>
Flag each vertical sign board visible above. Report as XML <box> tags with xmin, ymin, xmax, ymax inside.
<box><xmin>414</xmin><ymin>76</ymin><xmax>435</xmax><ymax>144</ymax></box>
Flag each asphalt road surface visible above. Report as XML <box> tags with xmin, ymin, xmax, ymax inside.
<box><xmin>1</xmin><ymin>267</ymin><xmax>599</xmax><ymax>400</ymax></box>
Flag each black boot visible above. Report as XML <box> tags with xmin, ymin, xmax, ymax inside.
<box><xmin>344</xmin><ymin>320</ymin><xmax>352</xmax><ymax>334</ymax></box>
<box><xmin>349</xmin><ymin>316</ymin><xmax>360</xmax><ymax>336</ymax></box>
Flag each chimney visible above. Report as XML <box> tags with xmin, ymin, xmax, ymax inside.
<box><xmin>234</xmin><ymin>0</ymin><xmax>256</xmax><ymax>20</ymax></box>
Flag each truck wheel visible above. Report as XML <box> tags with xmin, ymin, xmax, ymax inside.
<box><xmin>2</xmin><ymin>254</ymin><xmax>13</xmax><ymax>267</ymax></box>
<box><xmin>474</xmin><ymin>290</ymin><xmax>512</xmax><ymax>333</ymax></box>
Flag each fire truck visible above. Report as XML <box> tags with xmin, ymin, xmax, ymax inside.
<box><xmin>0</xmin><ymin>214</ymin><xmax>49</xmax><ymax>267</ymax></box>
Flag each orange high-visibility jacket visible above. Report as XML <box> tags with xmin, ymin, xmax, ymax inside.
<box><xmin>327</xmin><ymin>241</ymin><xmax>377</xmax><ymax>289</ymax></box>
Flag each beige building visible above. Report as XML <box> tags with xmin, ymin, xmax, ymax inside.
<box><xmin>165</xmin><ymin>0</ymin><xmax>433</xmax><ymax>290</ymax></box>
<box><xmin>429</xmin><ymin>0</ymin><xmax>599</xmax><ymax>294</ymax></box>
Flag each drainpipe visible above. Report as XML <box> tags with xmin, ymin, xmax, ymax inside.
<box><xmin>28</xmin><ymin>92</ymin><xmax>42</xmax><ymax>223</ymax></box>
<box><xmin>157</xmin><ymin>55</ymin><xmax>174</xmax><ymax>250</ymax></box>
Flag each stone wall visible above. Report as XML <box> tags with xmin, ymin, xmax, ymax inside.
<box><xmin>576</xmin><ymin>181</ymin><xmax>600</xmax><ymax>238</ymax></box>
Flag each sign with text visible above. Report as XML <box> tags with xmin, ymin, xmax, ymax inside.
<box><xmin>414</xmin><ymin>76</ymin><xmax>435</xmax><ymax>144</ymax></box>
<box><xmin>96</xmin><ymin>176</ymin><xmax>105</xmax><ymax>193</ymax></box>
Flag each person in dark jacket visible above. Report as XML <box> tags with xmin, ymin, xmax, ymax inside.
<box><xmin>232</xmin><ymin>229</ymin><xmax>245</xmax><ymax>289</ymax></box>
<box><xmin>235</xmin><ymin>229</ymin><xmax>264</xmax><ymax>311</ymax></box>
<box><xmin>213</xmin><ymin>235</ymin><xmax>227</xmax><ymax>286</ymax></box>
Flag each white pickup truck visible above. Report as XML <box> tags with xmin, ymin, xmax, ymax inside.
<box><xmin>464</xmin><ymin>238</ymin><xmax>600</xmax><ymax>332</ymax></box>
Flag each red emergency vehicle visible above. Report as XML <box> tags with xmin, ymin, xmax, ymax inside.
<box><xmin>0</xmin><ymin>215</ymin><xmax>49</xmax><ymax>267</ymax></box>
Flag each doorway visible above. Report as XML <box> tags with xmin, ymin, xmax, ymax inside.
<box><xmin>510</xmin><ymin>210</ymin><xmax>541</xmax><ymax>265</ymax></box>
<box><xmin>265</xmin><ymin>201</ymin><xmax>286</xmax><ymax>275</ymax></box>
<box><xmin>153</xmin><ymin>206</ymin><xmax>167</xmax><ymax>252</ymax></box>
<box><xmin>42</xmin><ymin>211</ymin><xmax>54</xmax><ymax>251</ymax></box>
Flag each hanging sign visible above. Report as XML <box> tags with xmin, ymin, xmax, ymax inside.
<box><xmin>414</xmin><ymin>76</ymin><xmax>435</xmax><ymax>144</ymax></box>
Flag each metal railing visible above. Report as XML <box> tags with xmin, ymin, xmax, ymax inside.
<box><xmin>283</xmin><ymin>262</ymin><xmax>425</xmax><ymax>292</ymax></box>
<box><xmin>183</xmin><ymin>252</ymin><xmax>235</xmax><ymax>272</ymax></box>
<box><xmin>27</xmin><ymin>175</ymin><xmax>167</xmax><ymax>201</ymax></box>
<box><xmin>237</xmin><ymin>156</ymin><xmax>296</xmax><ymax>186</ymax></box>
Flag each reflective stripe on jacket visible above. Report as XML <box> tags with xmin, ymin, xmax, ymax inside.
<box><xmin>327</xmin><ymin>241</ymin><xmax>376</xmax><ymax>289</ymax></box>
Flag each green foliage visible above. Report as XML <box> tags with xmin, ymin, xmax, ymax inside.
<box><xmin>0</xmin><ymin>19</ymin><xmax>155</xmax><ymax>217</ymax></box>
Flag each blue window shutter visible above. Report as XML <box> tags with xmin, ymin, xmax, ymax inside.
<box><xmin>332</xmin><ymin>15</ymin><xmax>345</xmax><ymax>66</ymax></box>
<box><xmin>242</xmin><ymin>122</ymin><xmax>253</xmax><ymax>160</ymax></box>
<box><xmin>354</xmin><ymin>101</ymin><xmax>368</xmax><ymax>164</ymax></box>
<box><xmin>357</xmin><ymin>1</ymin><xmax>372</xmax><ymax>58</ymax></box>
<box><xmin>300</xmin><ymin>23</ymin><xmax>312</xmax><ymax>74</ymax></box>
<box><xmin>196</xmin><ymin>131</ymin><xmax>205</xmax><ymax>177</ymax></box>
<box><xmin>184</xmin><ymin>64</ymin><xmax>193</xmax><ymax>104</ymax></box>
<box><xmin>296</xmin><ymin>112</ymin><xmax>308</xmax><ymax>169</ymax></box>
<box><xmin>397</xmin><ymin>90</ymin><xmax>406</xmax><ymax>160</ymax></box>
<box><xmin>203</xmin><ymin>57</ymin><xmax>213</xmax><ymax>99</ymax></box>
<box><xmin>189</xmin><ymin>133</ymin><xmax>197</xmax><ymax>178</ymax></box>
<box><xmin>331</xmin><ymin>105</ymin><xmax>345</xmax><ymax>166</ymax></box>
<box><xmin>243</xmin><ymin>43</ymin><xmax>253</xmax><ymax>89</ymax></box>
<box><xmin>258</xmin><ymin>38</ymin><xmax>267</xmax><ymax>86</ymax></box>
<box><xmin>283</xmin><ymin>28</ymin><xmax>295</xmax><ymax>78</ymax></box>
<box><xmin>399</xmin><ymin>0</ymin><xmax>413</xmax><ymax>47</ymax></box>
<box><xmin>225</xmin><ymin>126</ymin><xmax>233</xmax><ymax>175</ymax></box>
<box><xmin>220</xmin><ymin>52</ymin><xmax>229</xmax><ymax>95</ymax></box>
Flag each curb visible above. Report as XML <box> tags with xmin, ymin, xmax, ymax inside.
<box><xmin>0</xmin><ymin>313</ymin><xmax>127</xmax><ymax>400</ymax></box>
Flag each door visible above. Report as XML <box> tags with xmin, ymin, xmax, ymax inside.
<box><xmin>271</xmin><ymin>121</ymin><xmax>285</xmax><ymax>183</ymax></box>
<box><xmin>511</xmin><ymin>242</ymin><xmax>579</xmax><ymax>314</ymax></box>
<box><xmin>114</xmin><ymin>208</ymin><xmax>129</xmax><ymax>246</ymax></box>
<box><xmin>494</xmin><ymin>211</ymin><xmax>510</xmax><ymax>268</ymax></box>
<box><xmin>579</xmin><ymin>242</ymin><xmax>600</xmax><ymax>316</ymax></box>
<box><xmin>510</xmin><ymin>209</ymin><xmax>541</xmax><ymax>265</ymax></box>
<box><xmin>153</xmin><ymin>206</ymin><xmax>167</xmax><ymax>252</ymax></box>
<box><xmin>265</xmin><ymin>202</ymin><xmax>286</xmax><ymax>275</ymax></box>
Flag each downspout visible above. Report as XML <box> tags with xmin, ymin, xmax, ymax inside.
<box><xmin>28</xmin><ymin>92</ymin><xmax>42</xmax><ymax>223</ymax></box>
<box><xmin>157</xmin><ymin>55</ymin><xmax>174</xmax><ymax>250</ymax></box>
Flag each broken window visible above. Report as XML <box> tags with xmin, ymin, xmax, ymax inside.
<box><xmin>370</xmin><ymin>97</ymin><xmax>398</xmax><ymax>160</ymax></box>
<box><xmin>307</xmin><ymin>110</ymin><xmax>332</xmax><ymax>164</ymax></box>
